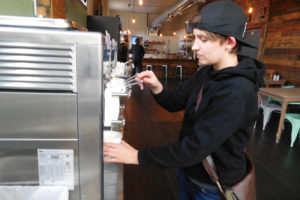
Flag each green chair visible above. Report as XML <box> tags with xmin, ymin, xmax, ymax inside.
<box><xmin>284</xmin><ymin>113</ymin><xmax>300</xmax><ymax>147</ymax></box>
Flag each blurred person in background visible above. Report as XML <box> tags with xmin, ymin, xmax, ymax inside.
<box><xmin>118</xmin><ymin>39</ymin><xmax>128</xmax><ymax>62</ymax></box>
<box><xmin>130</xmin><ymin>37</ymin><xmax>145</xmax><ymax>76</ymax></box>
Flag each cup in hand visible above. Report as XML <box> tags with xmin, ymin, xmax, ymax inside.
<box><xmin>103</xmin><ymin>131</ymin><xmax>122</xmax><ymax>159</ymax></box>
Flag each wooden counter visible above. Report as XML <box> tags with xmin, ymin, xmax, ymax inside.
<box><xmin>142</xmin><ymin>58</ymin><xmax>199</xmax><ymax>78</ymax></box>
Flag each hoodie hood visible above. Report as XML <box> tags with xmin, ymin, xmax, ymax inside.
<box><xmin>210</xmin><ymin>55</ymin><xmax>266</xmax><ymax>90</ymax></box>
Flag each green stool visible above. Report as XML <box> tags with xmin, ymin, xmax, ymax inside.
<box><xmin>284</xmin><ymin>113</ymin><xmax>300</xmax><ymax>147</ymax></box>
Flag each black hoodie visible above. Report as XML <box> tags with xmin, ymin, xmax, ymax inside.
<box><xmin>138</xmin><ymin>55</ymin><xmax>265</xmax><ymax>186</ymax></box>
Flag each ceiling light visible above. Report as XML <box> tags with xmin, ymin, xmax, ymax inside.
<box><xmin>132</xmin><ymin>17</ymin><xmax>136</xmax><ymax>23</ymax></box>
<box><xmin>173</xmin><ymin>32</ymin><xmax>176</xmax><ymax>36</ymax></box>
<box><xmin>159</xmin><ymin>33</ymin><xmax>163</xmax><ymax>37</ymax></box>
<box><xmin>138</xmin><ymin>0</ymin><xmax>143</xmax><ymax>6</ymax></box>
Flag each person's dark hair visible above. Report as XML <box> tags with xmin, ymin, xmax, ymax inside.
<box><xmin>219</xmin><ymin>35</ymin><xmax>241</xmax><ymax>54</ymax></box>
<box><xmin>135</xmin><ymin>38</ymin><xmax>140</xmax><ymax>44</ymax></box>
<box><xmin>204</xmin><ymin>31</ymin><xmax>241</xmax><ymax>53</ymax></box>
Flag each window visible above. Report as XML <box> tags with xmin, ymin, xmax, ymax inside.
<box><xmin>36</xmin><ymin>0</ymin><xmax>51</xmax><ymax>17</ymax></box>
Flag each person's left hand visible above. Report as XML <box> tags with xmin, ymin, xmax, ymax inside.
<box><xmin>103</xmin><ymin>140</ymin><xmax>139</xmax><ymax>165</ymax></box>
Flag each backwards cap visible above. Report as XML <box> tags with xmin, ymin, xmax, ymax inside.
<box><xmin>186</xmin><ymin>0</ymin><xmax>256</xmax><ymax>48</ymax></box>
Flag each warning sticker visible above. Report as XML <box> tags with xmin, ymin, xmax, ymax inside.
<box><xmin>38</xmin><ymin>149</ymin><xmax>74</xmax><ymax>190</ymax></box>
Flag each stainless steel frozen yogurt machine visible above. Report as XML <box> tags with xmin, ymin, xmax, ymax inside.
<box><xmin>0</xmin><ymin>16</ymin><xmax>104</xmax><ymax>200</ymax></box>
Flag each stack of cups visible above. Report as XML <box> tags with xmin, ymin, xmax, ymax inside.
<box><xmin>103</xmin><ymin>131</ymin><xmax>123</xmax><ymax>200</ymax></box>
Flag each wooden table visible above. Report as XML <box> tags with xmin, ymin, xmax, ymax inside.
<box><xmin>258</xmin><ymin>88</ymin><xmax>300</xmax><ymax>143</ymax></box>
<box><xmin>264</xmin><ymin>79</ymin><xmax>286</xmax><ymax>87</ymax></box>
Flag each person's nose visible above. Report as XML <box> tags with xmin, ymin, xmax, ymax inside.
<box><xmin>191</xmin><ymin>41</ymin><xmax>199</xmax><ymax>52</ymax></box>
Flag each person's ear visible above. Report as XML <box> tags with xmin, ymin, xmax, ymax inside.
<box><xmin>225</xmin><ymin>36</ymin><xmax>237</xmax><ymax>52</ymax></box>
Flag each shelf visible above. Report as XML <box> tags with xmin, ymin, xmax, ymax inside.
<box><xmin>144</xmin><ymin>40</ymin><xmax>166</xmax><ymax>54</ymax></box>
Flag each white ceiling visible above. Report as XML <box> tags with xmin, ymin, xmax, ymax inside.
<box><xmin>108</xmin><ymin>0</ymin><xmax>180</xmax><ymax>14</ymax></box>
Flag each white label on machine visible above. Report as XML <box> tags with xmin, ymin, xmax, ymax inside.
<box><xmin>38</xmin><ymin>149</ymin><xmax>74</xmax><ymax>190</ymax></box>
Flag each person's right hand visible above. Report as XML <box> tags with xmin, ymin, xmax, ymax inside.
<box><xmin>135</xmin><ymin>71</ymin><xmax>163</xmax><ymax>94</ymax></box>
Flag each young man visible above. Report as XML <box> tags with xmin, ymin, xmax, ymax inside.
<box><xmin>104</xmin><ymin>1</ymin><xmax>265</xmax><ymax>199</ymax></box>
<box><xmin>130</xmin><ymin>37</ymin><xmax>145</xmax><ymax>76</ymax></box>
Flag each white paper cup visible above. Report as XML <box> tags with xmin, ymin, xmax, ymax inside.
<box><xmin>103</xmin><ymin>131</ymin><xmax>122</xmax><ymax>144</ymax></box>
<box><xmin>103</xmin><ymin>131</ymin><xmax>122</xmax><ymax>159</ymax></box>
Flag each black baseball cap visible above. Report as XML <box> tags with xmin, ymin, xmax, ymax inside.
<box><xmin>186</xmin><ymin>0</ymin><xmax>256</xmax><ymax>48</ymax></box>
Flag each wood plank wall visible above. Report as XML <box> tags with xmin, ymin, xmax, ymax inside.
<box><xmin>263</xmin><ymin>0</ymin><xmax>300</xmax><ymax>86</ymax></box>
<box><xmin>234</xmin><ymin>0</ymin><xmax>269</xmax><ymax>25</ymax></box>
<box><xmin>233</xmin><ymin>0</ymin><xmax>269</xmax><ymax>61</ymax></box>
<box><xmin>233</xmin><ymin>0</ymin><xmax>300</xmax><ymax>86</ymax></box>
